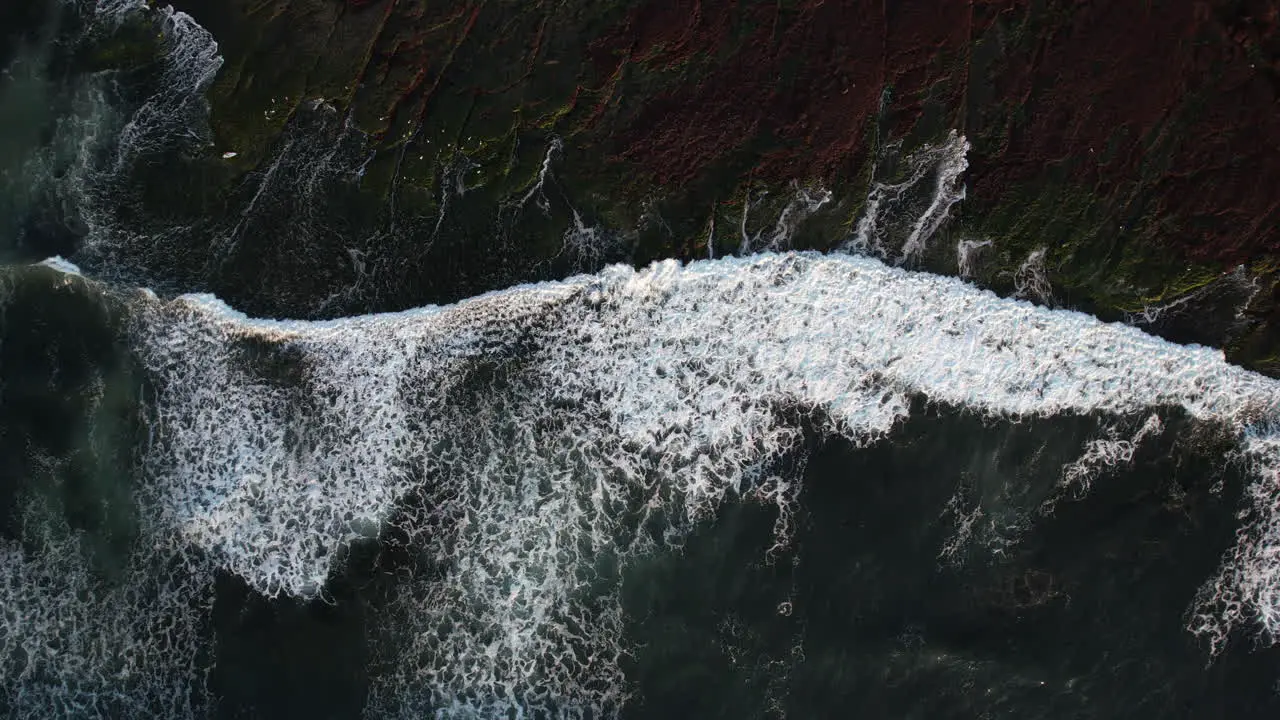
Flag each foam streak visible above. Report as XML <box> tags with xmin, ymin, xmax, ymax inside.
<box><xmin>126</xmin><ymin>251</ymin><xmax>1280</xmax><ymax>716</ymax></box>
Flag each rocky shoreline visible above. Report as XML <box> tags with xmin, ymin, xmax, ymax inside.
<box><xmin>4</xmin><ymin>0</ymin><xmax>1279</xmax><ymax>371</ymax></box>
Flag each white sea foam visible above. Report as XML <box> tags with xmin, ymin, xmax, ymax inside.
<box><xmin>956</xmin><ymin>237</ymin><xmax>992</xmax><ymax>278</ymax></box>
<box><xmin>6</xmin><ymin>251</ymin><xmax>1280</xmax><ymax>715</ymax></box>
<box><xmin>843</xmin><ymin>131</ymin><xmax>969</xmax><ymax>261</ymax></box>
<box><xmin>1190</xmin><ymin>427</ymin><xmax>1280</xmax><ymax>655</ymax></box>
<box><xmin>31</xmin><ymin>1</ymin><xmax>223</xmax><ymax>269</ymax></box>
<box><xmin>1043</xmin><ymin>413</ymin><xmax>1166</xmax><ymax>513</ymax></box>
<box><xmin>0</xmin><ymin>422</ymin><xmax>211</xmax><ymax>719</ymax></box>
<box><xmin>38</xmin><ymin>255</ymin><xmax>84</xmax><ymax>275</ymax></box>
<box><xmin>111</xmin><ymin>6</ymin><xmax>222</xmax><ymax>168</ymax></box>
<box><xmin>116</xmin><ymin>251</ymin><xmax>1280</xmax><ymax>716</ymax></box>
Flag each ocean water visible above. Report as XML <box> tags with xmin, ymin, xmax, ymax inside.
<box><xmin>2</xmin><ymin>2</ymin><xmax>1280</xmax><ymax>719</ymax></box>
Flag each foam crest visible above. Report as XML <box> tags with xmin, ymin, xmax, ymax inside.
<box><xmin>38</xmin><ymin>255</ymin><xmax>83</xmax><ymax>275</ymax></box>
<box><xmin>128</xmin><ymin>251</ymin><xmax>1280</xmax><ymax>716</ymax></box>
<box><xmin>1190</xmin><ymin>427</ymin><xmax>1280</xmax><ymax>654</ymax></box>
<box><xmin>844</xmin><ymin>131</ymin><xmax>969</xmax><ymax>261</ymax></box>
<box><xmin>111</xmin><ymin>5</ymin><xmax>221</xmax><ymax>169</ymax></box>
<box><xmin>21</xmin><ymin>1</ymin><xmax>223</xmax><ymax>272</ymax></box>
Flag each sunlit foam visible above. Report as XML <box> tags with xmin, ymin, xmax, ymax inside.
<box><xmin>0</xmin><ymin>455</ymin><xmax>211</xmax><ymax>719</ymax></box>
<box><xmin>112</xmin><ymin>251</ymin><xmax>1280</xmax><ymax>717</ymax></box>
<box><xmin>37</xmin><ymin>255</ymin><xmax>83</xmax><ymax>275</ymax></box>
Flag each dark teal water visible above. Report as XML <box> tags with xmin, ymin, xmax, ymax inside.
<box><xmin>4</xmin><ymin>270</ymin><xmax>1279</xmax><ymax>718</ymax></box>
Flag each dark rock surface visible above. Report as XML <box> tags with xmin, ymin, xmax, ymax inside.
<box><xmin>4</xmin><ymin>0</ymin><xmax>1279</xmax><ymax>369</ymax></box>
<box><xmin>154</xmin><ymin>0</ymin><xmax>1280</xmax><ymax>369</ymax></box>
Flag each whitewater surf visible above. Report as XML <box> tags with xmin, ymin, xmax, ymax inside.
<box><xmin>1</xmin><ymin>253</ymin><xmax>1279</xmax><ymax>717</ymax></box>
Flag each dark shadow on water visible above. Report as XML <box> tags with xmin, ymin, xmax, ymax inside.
<box><xmin>622</xmin><ymin>403</ymin><xmax>1280</xmax><ymax>720</ymax></box>
<box><xmin>210</xmin><ymin>568</ymin><xmax>371</xmax><ymax>720</ymax></box>
<box><xmin>0</xmin><ymin>266</ymin><xmax>142</xmax><ymax>581</ymax></box>
<box><xmin>200</xmin><ymin>399</ymin><xmax>1280</xmax><ymax>719</ymax></box>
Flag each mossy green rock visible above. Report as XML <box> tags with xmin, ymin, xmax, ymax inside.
<box><xmin>140</xmin><ymin>0</ymin><xmax>1280</xmax><ymax>372</ymax></box>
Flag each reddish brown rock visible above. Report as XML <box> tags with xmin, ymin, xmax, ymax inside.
<box><xmin>168</xmin><ymin>0</ymin><xmax>1280</xmax><ymax>365</ymax></box>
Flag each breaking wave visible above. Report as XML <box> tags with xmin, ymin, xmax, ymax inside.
<box><xmin>4</xmin><ymin>252</ymin><xmax>1280</xmax><ymax>717</ymax></box>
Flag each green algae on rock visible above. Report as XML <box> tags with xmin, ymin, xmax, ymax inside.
<box><xmin>6</xmin><ymin>0</ymin><xmax>1280</xmax><ymax>374</ymax></box>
